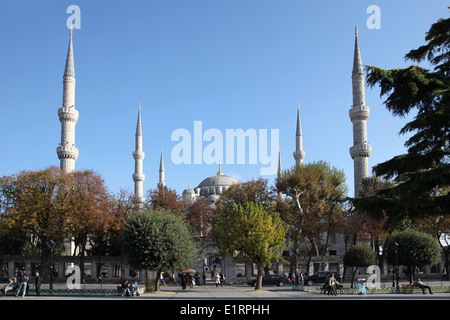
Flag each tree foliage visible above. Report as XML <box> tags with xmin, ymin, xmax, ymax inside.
<box><xmin>385</xmin><ymin>229</ymin><xmax>442</xmax><ymax>283</ymax></box>
<box><xmin>184</xmin><ymin>197</ymin><xmax>214</xmax><ymax>242</ymax></box>
<box><xmin>212</xmin><ymin>202</ymin><xmax>288</xmax><ymax>290</ymax></box>
<box><xmin>146</xmin><ymin>187</ymin><xmax>184</xmax><ymax>214</ymax></box>
<box><xmin>0</xmin><ymin>167</ymin><xmax>118</xmax><ymax>279</ymax></box>
<box><xmin>215</xmin><ymin>178</ymin><xmax>275</xmax><ymax>213</ymax></box>
<box><xmin>64</xmin><ymin>170</ymin><xmax>113</xmax><ymax>280</ymax></box>
<box><xmin>0</xmin><ymin>166</ymin><xmax>69</xmax><ymax>277</ymax></box>
<box><xmin>122</xmin><ymin>208</ymin><xmax>196</xmax><ymax>292</ymax></box>
<box><xmin>275</xmin><ymin>161</ymin><xmax>347</xmax><ymax>268</ymax></box>
<box><xmin>343</xmin><ymin>245</ymin><xmax>377</xmax><ymax>286</ymax></box>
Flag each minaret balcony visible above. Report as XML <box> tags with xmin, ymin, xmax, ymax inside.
<box><xmin>350</xmin><ymin>143</ymin><xmax>372</xmax><ymax>159</ymax></box>
<box><xmin>58</xmin><ymin>107</ymin><xmax>79</xmax><ymax>123</ymax></box>
<box><xmin>57</xmin><ymin>145</ymin><xmax>79</xmax><ymax>160</ymax></box>
<box><xmin>133</xmin><ymin>151</ymin><xmax>145</xmax><ymax>160</ymax></box>
<box><xmin>293</xmin><ymin>150</ymin><xmax>305</xmax><ymax>161</ymax></box>
<box><xmin>133</xmin><ymin>173</ymin><xmax>145</xmax><ymax>182</ymax></box>
<box><xmin>349</xmin><ymin>105</ymin><xmax>370</xmax><ymax>121</ymax></box>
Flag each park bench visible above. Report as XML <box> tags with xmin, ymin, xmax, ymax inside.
<box><xmin>401</xmin><ymin>283</ymin><xmax>423</xmax><ymax>294</ymax></box>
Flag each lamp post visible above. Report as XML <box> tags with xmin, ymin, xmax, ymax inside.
<box><xmin>394</xmin><ymin>241</ymin><xmax>400</xmax><ymax>293</ymax></box>
<box><xmin>49</xmin><ymin>239</ymin><xmax>55</xmax><ymax>290</ymax></box>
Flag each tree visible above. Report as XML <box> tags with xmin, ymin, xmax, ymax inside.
<box><xmin>0</xmin><ymin>166</ymin><xmax>69</xmax><ymax>279</ymax></box>
<box><xmin>343</xmin><ymin>245</ymin><xmax>376</xmax><ymax>287</ymax></box>
<box><xmin>212</xmin><ymin>202</ymin><xmax>288</xmax><ymax>290</ymax></box>
<box><xmin>146</xmin><ymin>187</ymin><xmax>184</xmax><ymax>214</ymax></box>
<box><xmin>275</xmin><ymin>161</ymin><xmax>347</xmax><ymax>272</ymax></box>
<box><xmin>91</xmin><ymin>188</ymin><xmax>137</xmax><ymax>257</ymax></box>
<box><xmin>385</xmin><ymin>229</ymin><xmax>442</xmax><ymax>283</ymax></box>
<box><xmin>64</xmin><ymin>170</ymin><xmax>113</xmax><ymax>281</ymax></box>
<box><xmin>354</xmin><ymin>14</ymin><xmax>450</xmax><ymax>221</ymax></box>
<box><xmin>185</xmin><ymin>197</ymin><xmax>214</xmax><ymax>242</ymax></box>
<box><xmin>215</xmin><ymin>178</ymin><xmax>275</xmax><ymax>213</ymax></box>
<box><xmin>121</xmin><ymin>209</ymin><xmax>196</xmax><ymax>292</ymax></box>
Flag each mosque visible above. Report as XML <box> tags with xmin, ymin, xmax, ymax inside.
<box><xmin>56</xmin><ymin>25</ymin><xmax>372</xmax><ymax>279</ymax></box>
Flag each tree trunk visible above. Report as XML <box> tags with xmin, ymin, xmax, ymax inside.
<box><xmin>154</xmin><ymin>270</ymin><xmax>161</xmax><ymax>292</ymax></box>
<box><xmin>254</xmin><ymin>265</ymin><xmax>264</xmax><ymax>290</ymax></box>
<box><xmin>351</xmin><ymin>267</ymin><xmax>358</xmax><ymax>289</ymax></box>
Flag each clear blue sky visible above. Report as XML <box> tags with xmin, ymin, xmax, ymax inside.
<box><xmin>0</xmin><ymin>1</ymin><xmax>447</xmax><ymax>198</ymax></box>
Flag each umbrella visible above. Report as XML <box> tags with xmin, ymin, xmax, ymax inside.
<box><xmin>182</xmin><ymin>269</ymin><xmax>195</xmax><ymax>273</ymax></box>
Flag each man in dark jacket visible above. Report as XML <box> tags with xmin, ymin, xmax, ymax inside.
<box><xmin>34</xmin><ymin>272</ymin><xmax>41</xmax><ymax>296</ymax></box>
<box><xmin>16</xmin><ymin>269</ymin><xmax>29</xmax><ymax>297</ymax></box>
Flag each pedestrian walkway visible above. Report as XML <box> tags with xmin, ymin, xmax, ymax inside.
<box><xmin>153</xmin><ymin>282</ymin><xmax>301</xmax><ymax>300</ymax></box>
<box><xmin>1</xmin><ymin>279</ymin><xmax>449</xmax><ymax>300</ymax></box>
<box><xmin>139</xmin><ymin>281</ymin><xmax>450</xmax><ymax>300</ymax></box>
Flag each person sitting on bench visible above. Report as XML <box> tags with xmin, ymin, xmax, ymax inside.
<box><xmin>413</xmin><ymin>278</ymin><xmax>433</xmax><ymax>294</ymax></box>
<box><xmin>2</xmin><ymin>277</ymin><xmax>18</xmax><ymax>295</ymax></box>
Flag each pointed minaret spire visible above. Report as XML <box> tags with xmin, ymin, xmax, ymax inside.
<box><xmin>293</xmin><ymin>101</ymin><xmax>305</xmax><ymax>166</ymax></box>
<box><xmin>158</xmin><ymin>147</ymin><xmax>167</xmax><ymax>189</ymax></box>
<box><xmin>64</xmin><ymin>26</ymin><xmax>75</xmax><ymax>77</ymax></box>
<box><xmin>57</xmin><ymin>28</ymin><xmax>79</xmax><ymax>173</ymax></box>
<box><xmin>277</xmin><ymin>145</ymin><xmax>283</xmax><ymax>197</ymax></box>
<box><xmin>352</xmin><ymin>24</ymin><xmax>364</xmax><ymax>80</ymax></box>
<box><xmin>136</xmin><ymin>102</ymin><xmax>142</xmax><ymax>135</ymax></box>
<box><xmin>349</xmin><ymin>25</ymin><xmax>372</xmax><ymax>197</ymax></box>
<box><xmin>133</xmin><ymin>102</ymin><xmax>145</xmax><ymax>207</ymax></box>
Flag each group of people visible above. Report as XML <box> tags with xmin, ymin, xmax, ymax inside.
<box><xmin>178</xmin><ymin>272</ymin><xmax>194</xmax><ymax>290</ymax></box>
<box><xmin>118</xmin><ymin>280</ymin><xmax>141</xmax><ymax>296</ymax></box>
<box><xmin>177</xmin><ymin>271</ymin><xmax>209</xmax><ymax>289</ymax></box>
<box><xmin>290</xmin><ymin>272</ymin><xmax>307</xmax><ymax>286</ymax></box>
<box><xmin>322</xmin><ymin>272</ymin><xmax>340</xmax><ymax>296</ymax></box>
<box><xmin>1</xmin><ymin>269</ymin><xmax>41</xmax><ymax>297</ymax></box>
<box><xmin>214</xmin><ymin>271</ymin><xmax>225</xmax><ymax>287</ymax></box>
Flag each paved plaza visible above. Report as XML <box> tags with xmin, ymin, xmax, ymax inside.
<box><xmin>1</xmin><ymin>280</ymin><xmax>449</xmax><ymax>300</ymax></box>
<box><xmin>1</xmin><ymin>281</ymin><xmax>448</xmax><ymax>319</ymax></box>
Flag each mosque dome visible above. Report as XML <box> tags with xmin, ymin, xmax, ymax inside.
<box><xmin>183</xmin><ymin>185</ymin><xmax>195</xmax><ymax>194</ymax></box>
<box><xmin>197</xmin><ymin>165</ymin><xmax>238</xmax><ymax>188</ymax></box>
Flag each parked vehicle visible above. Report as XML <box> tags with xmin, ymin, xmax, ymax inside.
<box><xmin>303</xmin><ymin>271</ymin><xmax>342</xmax><ymax>286</ymax></box>
<box><xmin>248</xmin><ymin>275</ymin><xmax>290</xmax><ymax>287</ymax></box>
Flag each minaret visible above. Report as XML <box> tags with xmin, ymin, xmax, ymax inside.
<box><xmin>349</xmin><ymin>25</ymin><xmax>372</xmax><ymax>197</ymax></box>
<box><xmin>158</xmin><ymin>148</ymin><xmax>167</xmax><ymax>189</ymax></box>
<box><xmin>132</xmin><ymin>102</ymin><xmax>145</xmax><ymax>206</ymax></box>
<box><xmin>57</xmin><ymin>28</ymin><xmax>79</xmax><ymax>173</ymax></box>
<box><xmin>293</xmin><ymin>101</ymin><xmax>305</xmax><ymax>166</ymax></box>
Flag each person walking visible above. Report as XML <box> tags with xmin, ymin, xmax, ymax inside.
<box><xmin>215</xmin><ymin>272</ymin><xmax>221</xmax><ymax>288</ymax></box>
<box><xmin>179</xmin><ymin>273</ymin><xmax>186</xmax><ymax>290</ymax></box>
<box><xmin>328</xmin><ymin>272</ymin><xmax>338</xmax><ymax>296</ymax></box>
<box><xmin>16</xmin><ymin>269</ymin><xmax>29</xmax><ymax>297</ymax></box>
<box><xmin>34</xmin><ymin>272</ymin><xmax>41</xmax><ymax>296</ymax></box>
